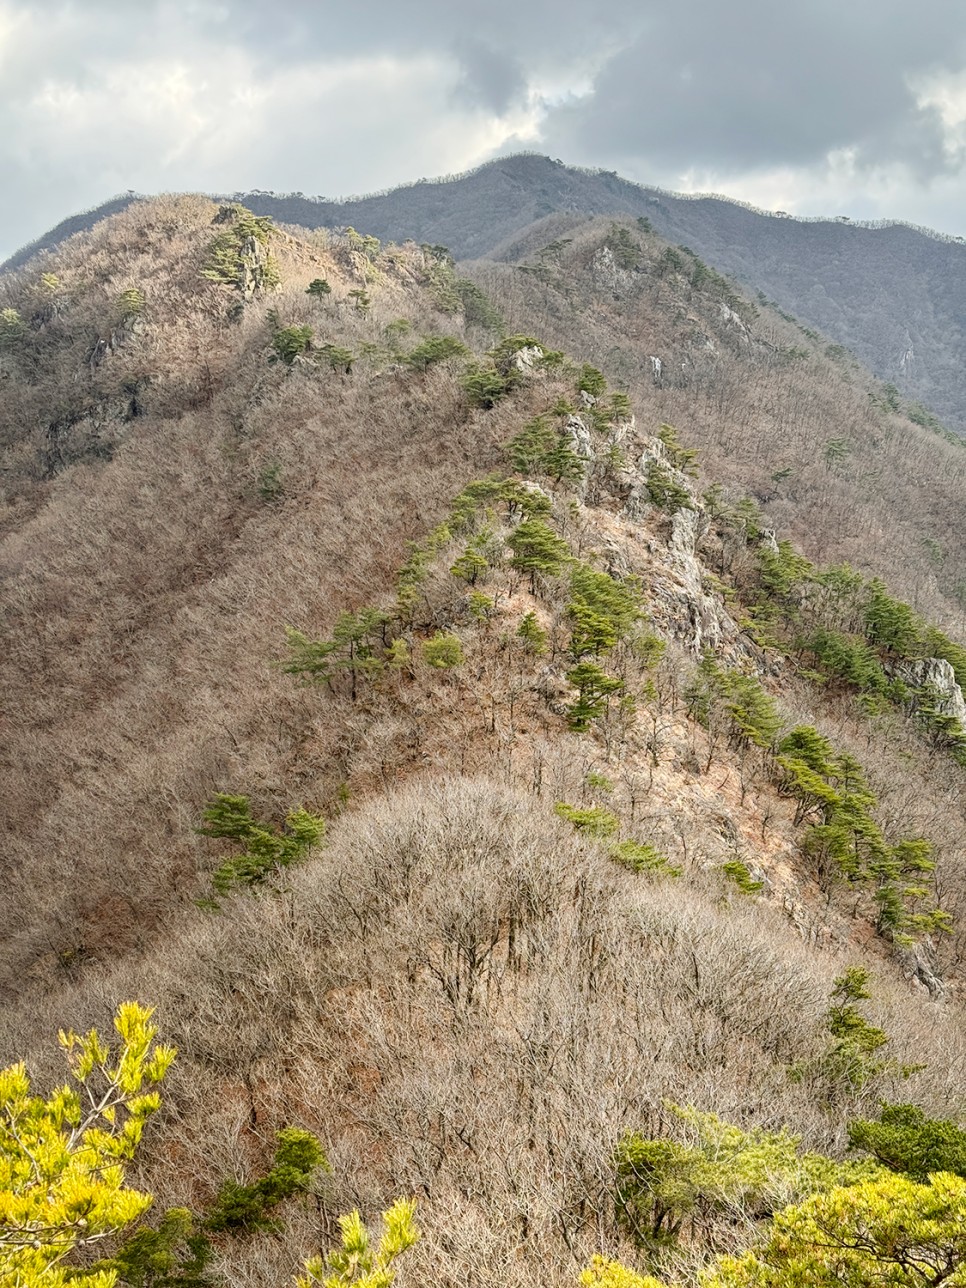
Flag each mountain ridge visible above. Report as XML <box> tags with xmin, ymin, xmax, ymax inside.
<box><xmin>1</xmin><ymin>194</ymin><xmax>965</xmax><ymax>1288</ymax></box>
<box><xmin>6</xmin><ymin>154</ymin><xmax>966</xmax><ymax>430</ymax></box>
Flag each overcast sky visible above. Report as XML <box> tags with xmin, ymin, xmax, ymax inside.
<box><xmin>5</xmin><ymin>0</ymin><xmax>966</xmax><ymax>260</ymax></box>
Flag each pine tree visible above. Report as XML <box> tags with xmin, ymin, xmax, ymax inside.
<box><xmin>543</xmin><ymin>434</ymin><xmax>585</xmax><ymax>485</ymax></box>
<box><xmin>848</xmin><ymin>1104</ymin><xmax>966</xmax><ymax>1181</ymax></box>
<box><xmin>421</xmin><ymin>633</ymin><xmax>463</xmax><ymax>669</ymax></box>
<box><xmin>507</xmin><ymin>519</ymin><xmax>570</xmax><ymax>589</ymax></box>
<box><xmin>863</xmin><ymin>580</ymin><xmax>923</xmax><ymax>656</ymax></box>
<box><xmin>271</xmin><ymin>325</ymin><xmax>313</xmax><ymax>365</ymax></box>
<box><xmin>565</xmin><ymin>662</ymin><xmax>624</xmax><ymax>730</ymax></box>
<box><xmin>568</xmin><ymin>564</ymin><xmax>640</xmax><ymax>658</ymax></box>
<box><xmin>516</xmin><ymin>611</ymin><xmax>548</xmax><ymax>655</ymax></box>
<box><xmin>0</xmin><ymin>1004</ymin><xmax>175</xmax><ymax>1288</ymax></box>
<box><xmin>196</xmin><ymin>794</ymin><xmax>325</xmax><ymax>898</ymax></box>
<box><xmin>404</xmin><ymin>336</ymin><xmax>467</xmax><ymax>371</ymax></box>
<box><xmin>206</xmin><ymin>1129</ymin><xmax>327</xmax><ymax>1233</ymax></box>
<box><xmin>507</xmin><ymin>416</ymin><xmax>555</xmax><ymax>474</ymax></box>
<box><xmin>702</xmin><ymin>1172</ymin><xmax>966</xmax><ymax>1288</ymax></box>
<box><xmin>296</xmin><ymin>1199</ymin><xmax>418</xmax><ymax>1288</ymax></box>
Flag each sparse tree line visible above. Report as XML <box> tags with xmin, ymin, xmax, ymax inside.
<box><xmin>699</xmin><ymin>487</ymin><xmax>966</xmax><ymax>764</ymax></box>
<box><xmin>183</xmin><ymin>349</ymin><xmax>956</xmax><ymax>955</ymax></box>
<box><xmin>464</xmin><ymin>217</ymin><xmax>966</xmax><ymax>634</ymax></box>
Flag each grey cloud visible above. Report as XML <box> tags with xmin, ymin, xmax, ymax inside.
<box><xmin>4</xmin><ymin>0</ymin><xmax>966</xmax><ymax>259</ymax></box>
<box><xmin>188</xmin><ymin>0</ymin><xmax>623</xmax><ymax>70</ymax></box>
<box><xmin>452</xmin><ymin>37</ymin><xmax>526</xmax><ymax>114</ymax></box>
<box><xmin>540</xmin><ymin>0</ymin><xmax>966</xmax><ymax>178</ymax></box>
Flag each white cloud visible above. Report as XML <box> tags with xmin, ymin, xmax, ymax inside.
<box><xmin>4</xmin><ymin>0</ymin><xmax>966</xmax><ymax>259</ymax></box>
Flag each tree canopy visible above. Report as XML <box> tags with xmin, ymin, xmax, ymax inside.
<box><xmin>0</xmin><ymin>1003</ymin><xmax>175</xmax><ymax>1288</ymax></box>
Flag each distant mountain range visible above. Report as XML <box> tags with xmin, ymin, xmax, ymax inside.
<box><xmin>5</xmin><ymin>154</ymin><xmax>966</xmax><ymax>429</ymax></box>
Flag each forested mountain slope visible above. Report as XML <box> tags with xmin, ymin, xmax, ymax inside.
<box><xmin>2</xmin><ymin>198</ymin><xmax>966</xmax><ymax>1288</ymax></box>
<box><xmin>8</xmin><ymin>156</ymin><xmax>966</xmax><ymax>429</ymax></box>
<box><xmin>227</xmin><ymin>154</ymin><xmax>966</xmax><ymax>432</ymax></box>
<box><xmin>463</xmin><ymin>219</ymin><xmax>966</xmax><ymax>629</ymax></box>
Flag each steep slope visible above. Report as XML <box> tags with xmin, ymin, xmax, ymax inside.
<box><xmin>3</xmin><ymin>197</ymin><xmax>964</xmax><ymax>980</ymax></box>
<box><xmin>6</xmin><ymin>779</ymin><xmax>965</xmax><ymax>1288</ymax></box>
<box><xmin>464</xmin><ymin>219</ymin><xmax>966</xmax><ymax>633</ymax></box>
<box><xmin>2</xmin><ymin>199</ymin><xmax>966</xmax><ymax>1288</ymax></box>
<box><xmin>619</xmin><ymin>197</ymin><xmax>966</xmax><ymax>436</ymax></box>
<box><xmin>0</xmin><ymin>199</ymin><xmax>511</xmax><ymax>987</ymax></box>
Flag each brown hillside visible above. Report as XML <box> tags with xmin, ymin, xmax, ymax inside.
<box><xmin>1</xmin><ymin>198</ymin><xmax>966</xmax><ymax>1288</ymax></box>
<box><xmin>464</xmin><ymin>220</ymin><xmax>966</xmax><ymax>633</ymax></box>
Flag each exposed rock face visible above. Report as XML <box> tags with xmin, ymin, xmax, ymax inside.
<box><xmin>662</xmin><ymin>503</ymin><xmax>746</xmax><ymax>656</ymax></box>
<box><xmin>894</xmin><ymin>657</ymin><xmax>966</xmax><ymax>726</ymax></box>
<box><xmin>239</xmin><ymin>233</ymin><xmax>270</xmax><ymax>300</ymax></box>
<box><xmin>564</xmin><ymin>414</ymin><xmax>593</xmax><ymax>461</ymax></box>
<box><xmin>88</xmin><ymin>315</ymin><xmax>144</xmax><ymax>373</ymax></box>
<box><xmin>901</xmin><ymin>936</ymin><xmax>945</xmax><ymax>997</ymax></box>
<box><xmin>506</xmin><ymin>480</ymin><xmax>553</xmax><ymax>525</ymax></box>
<box><xmin>510</xmin><ymin>344</ymin><xmax>544</xmax><ymax>373</ymax></box>
<box><xmin>591</xmin><ymin>245</ymin><xmax>632</xmax><ymax>294</ymax></box>
<box><xmin>719</xmin><ymin>301</ymin><xmax>750</xmax><ymax>339</ymax></box>
<box><xmin>609</xmin><ymin>413</ymin><xmax>635</xmax><ymax>444</ymax></box>
<box><xmin>623</xmin><ymin>436</ymin><xmax>755</xmax><ymax>661</ymax></box>
<box><xmin>898</xmin><ymin>336</ymin><xmax>918</xmax><ymax>375</ymax></box>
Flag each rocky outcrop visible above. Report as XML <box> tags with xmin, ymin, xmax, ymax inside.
<box><xmin>894</xmin><ymin>657</ymin><xmax>966</xmax><ymax>726</ymax></box>
<box><xmin>208</xmin><ymin>204</ymin><xmax>276</xmax><ymax>300</ymax></box>
<box><xmin>238</xmin><ymin>233</ymin><xmax>272</xmax><ymax>300</ymax></box>
<box><xmin>660</xmin><ymin>503</ymin><xmax>748</xmax><ymax>657</ymax></box>
<box><xmin>900</xmin><ymin>936</ymin><xmax>945</xmax><ymax>997</ymax></box>
<box><xmin>758</xmin><ymin>529</ymin><xmax>780</xmax><ymax>557</ymax></box>
<box><xmin>564</xmin><ymin>414</ymin><xmax>593</xmax><ymax>461</ymax></box>
<box><xmin>609</xmin><ymin>413</ymin><xmax>635</xmax><ymax>445</ymax></box>
<box><xmin>591</xmin><ymin>245</ymin><xmax>633</xmax><ymax>295</ymax></box>
<box><xmin>88</xmin><ymin>316</ymin><xmax>144</xmax><ymax>373</ymax></box>
<box><xmin>510</xmin><ymin>344</ymin><xmax>545</xmax><ymax>373</ymax></box>
<box><xmin>514</xmin><ymin>480</ymin><xmax>551</xmax><ymax>512</ymax></box>
<box><xmin>719</xmin><ymin>301</ymin><xmax>750</xmax><ymax>339</ymax></box>
<box><xmin>623</xmin><ymin>436</ymin><xmax>756</xmax><ymax>662</ymax></box>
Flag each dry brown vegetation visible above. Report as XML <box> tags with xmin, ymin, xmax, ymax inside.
<box><xmin>0</xmin><ymin>197</ymin><xmax>516</xmax><ymax>989</ymax></box>
<box><xmin>219</xmin><ymin>154</ymin><xmax>966</xmax><ymax>427</ymax></box>
<box><xmin>5</xmin><ymin>778</ymin><xmax>966</xmax><ymax>1288</ymax></box>
<box><xmin>465</xmin><ymin>220</ymin><xmax>966</xmax><ymax>632</ymax></box>
<box><xmin>1</xmin><ymin>198</ymin><xmax>965</xmax><ymax>1288</ymax></box>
